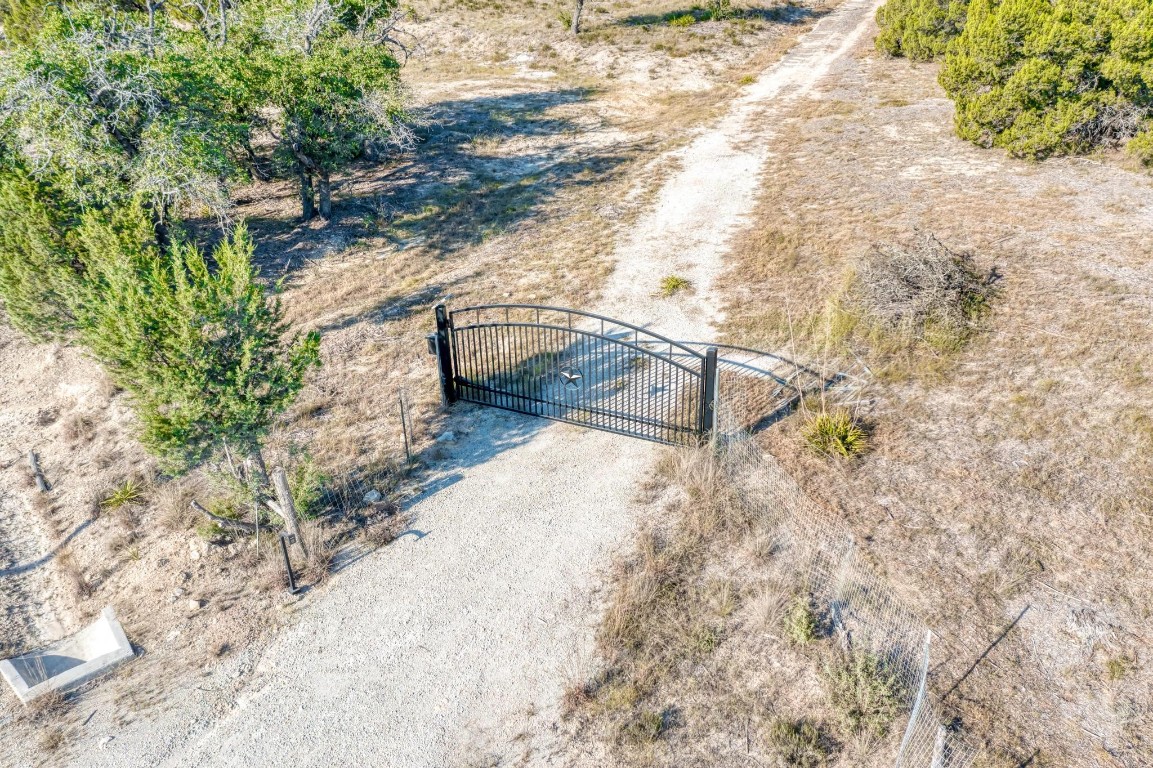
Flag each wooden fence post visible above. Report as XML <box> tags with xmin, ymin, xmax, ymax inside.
<box><xmin>272</xmin><ymin>466</ymin><xmax>308</xmax><ymax>558</ymax></box>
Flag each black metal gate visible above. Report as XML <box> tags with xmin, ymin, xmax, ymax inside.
<box><xmin>429</xmin><ymin>304</ymin><xmax>718</xmax><ymax>445</ymax></box>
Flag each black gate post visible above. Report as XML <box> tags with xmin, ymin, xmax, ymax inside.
<box><xmin>433</xmin><ymin>304</ymin><xmax>457</xmax><ymax>406</ymax></box>
<box><xmin>700</xmin><ymin>346</ymin><xmax>719</xmax><ymax>440</ymax></box>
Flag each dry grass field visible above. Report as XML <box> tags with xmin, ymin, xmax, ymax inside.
<box><xmin>708</xmin><ymin>51</ymin><xmax>1153</xmax><ymax>768</ymax></box>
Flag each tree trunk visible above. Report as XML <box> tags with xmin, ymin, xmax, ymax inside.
<box><xmin>317</xmin><ymin>172</ymin><xmax>332</xmax><ymax>219</ymax></box>
<box><xmin>272</xmin><ymin>466</ymin><xmax>307</xmax><ymax>557</ymax></box>
<box><xmin>248</xmin><ymin>448</ymin><xmax>270</xmax><ymax>488</ymax></box>
<box><xmin>299</xmin><ymin>169</ymin><xmax>315</xmax><ymax>221</ymax></box>
<box><xmin>571</xmin><ymin>0</ymin><xmax>585</xmax><ymax>34</ymax></box>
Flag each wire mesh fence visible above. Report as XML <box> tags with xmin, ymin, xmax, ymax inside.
<box><xmin>711</xmin><ymin>376</ymin><xmax>980</xmax><ymax>768</ymax></box>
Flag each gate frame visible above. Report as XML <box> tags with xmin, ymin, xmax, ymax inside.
<box><xmin>430</xmin><ymin>303</ymin><xmax>719</xmax><ymax>442</ymax></box>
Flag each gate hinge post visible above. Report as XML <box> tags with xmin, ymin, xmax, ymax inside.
<box><xmin>701</xmin><ymin>346</ymin><xmax>719</xmax><ymax>444</ymax></box>
<box><xmin>434</xmin><ymin>304</ymin><xmax>457</xmax><ymax>407</ymax></box>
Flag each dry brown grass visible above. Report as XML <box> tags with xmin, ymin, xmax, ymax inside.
<box><xmin>361</xmin><ymin>512</ymin><xmax>409</xmax><ymax>550</ymax></box>
<box><xmin>715</xmin><ymin>48</ymin><xmax>1153</xmax><ymax>766</ymax></box>
<box><xmin>54</xmin><ymin>549</ymin><xmax>92</xmax><ymax>601</ymax></box>
<box><xmin>300</xmin><ymin>521</ymin><xmax>337</xmax><ymax>585</ymax></box>
<box><xmin>36</xmin><ymin>726</ymin><xmax>65</xmax><ymax>753</ymax></box>
<box><xmin>61</xmin><ymin>411</ymin><xmax>97</xmax><ymax>443</ymax></box>
<box><xmin>567</xmin><ymin>447</ymin><xmax>909</xmax><ymax>766</ymax></box>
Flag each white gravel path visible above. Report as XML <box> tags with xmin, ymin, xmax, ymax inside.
<box><xmin>600</xmin><ymin>0</ymin><xmax>886</xmax><ymax>343</ymax></box>
<box><xmin>58</xmin><ymin>2</ymin><xmax>882</xmax><ymax>764</ymax></box>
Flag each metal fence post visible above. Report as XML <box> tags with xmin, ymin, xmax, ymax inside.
<box><xmin>700</xmin><ymin>346</ymin><xmax>718</xmax><ymax>440</ymax></box>
<box><xmin>399</xmin><ymin>391</ymin><xmax>412</xmax><ymax>462</ymax></box>
<box><xmin>433</xmin><ymin>304</ymin><xmax>457</xmax><ymax>406</ymax></box>
<box><xmin>279</xmin><ymin>532</ymin><xmax>300</xmax><ymax>594</ymax></box>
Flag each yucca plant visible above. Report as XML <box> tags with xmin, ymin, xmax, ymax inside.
<box><xmin>802</xmin><ymin>409</ymin><xmax>868</xmax><ymax>459</ymax></box>
<box><xmin>659</xmin><ymin>275</ymin><xmax>692</xmax><ymax>297</ymax></box>
<box><xmin>101</xmin><ymin>479</ymin><xmax>144</xmax><ymax>510</ymax></box>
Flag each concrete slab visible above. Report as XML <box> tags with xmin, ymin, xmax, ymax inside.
<box><xmin>1</xmin><ymin>607</ymin><xmax>134</xmax><ymax>704</ymax></box>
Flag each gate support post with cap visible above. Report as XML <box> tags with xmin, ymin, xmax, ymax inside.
<box><xmin>433</xmin><ymin>304</ymin><xmax>457</xmax><ymax>407</ymax></box>
<box><xmin>700</xmin><ymin>346</ymin><xmax>719</xmax><ymax>441</ymax></box>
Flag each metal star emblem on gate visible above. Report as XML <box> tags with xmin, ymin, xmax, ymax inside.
<box><xmin>558</xmin><ymin>365</ymin><xmax>584</xmax><ymax>389</ymax></box>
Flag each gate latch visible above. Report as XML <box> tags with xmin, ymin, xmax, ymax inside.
<box><xmin>426</xmin><ymin>334</ymin><xmax>438</xmax><ymax>356</ymax></box>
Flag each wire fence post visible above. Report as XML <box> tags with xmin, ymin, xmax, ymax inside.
<box><xmin>399</xmin><ymin>391</ymin><xmax>411</xmax><ymax>462</ymax></box>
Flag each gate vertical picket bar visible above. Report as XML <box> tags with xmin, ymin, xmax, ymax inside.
<box><xmin>434</xmin><ymin>305</ymin><xmax>456</xmax><ymax>406</ymax></box>
<box><xmin>495</xmin><ymin>323</ymin><xmax>507</xmax><ymax>410</ymax></box>
<box><xmin>701</xmin><ymin>346</ymin><xmax>719</xmax><ymax>442</ymax></box>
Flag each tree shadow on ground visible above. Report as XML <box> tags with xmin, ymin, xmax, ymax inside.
<box><xmin>242</xmin><ymin>87</ymin><xmax>649</xmax><ymax>277</ymax></box>
<box><xmin>618</xmin><ymin>4</ymin><xmax>822</xmax><ymax>27</ymax></box>
<box><xmin>0</xmin><ymin>519</ymin><xmax>94</xmax><ymax>578</ymax></box>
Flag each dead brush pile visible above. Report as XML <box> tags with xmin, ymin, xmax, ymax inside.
<box><xmin>844</xmin><ymin>233</ymin><xmax>997</xmax><ymax>354</ymax></box>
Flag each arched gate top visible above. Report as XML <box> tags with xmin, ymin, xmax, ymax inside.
<box><xmin>448</xmin><ymin>304</ymin><xmax>707</xmax><ymax>363</ymax></box>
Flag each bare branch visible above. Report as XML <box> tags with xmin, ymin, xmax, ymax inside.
<box><xmin>190</xmin><ymin>499</ymin><xmax>259</xmax><ymax>533</ymax></box>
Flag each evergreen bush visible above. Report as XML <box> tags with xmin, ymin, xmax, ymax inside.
<box><xmin>876</xmin><ymin>0</ymin><xmax>1153</xmax><ymax>161</ymax></box>
<box><xmin>0</xmin><ymin>170</ymin><xmax>82</xmax><ymax>338</ymax></box>
<box><xmin>875</xmin><ymin>0</ymin><xmax>968</xmax><ymax>61</ymax></box>
<box><xmin>72</xmin><ymin>213</ymin><xmax>320</xmax><ymax>469</ymax></box>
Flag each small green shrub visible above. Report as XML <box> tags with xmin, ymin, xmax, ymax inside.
<box><xmin>690</xmin><ymin>623</ymin><xmax>721</xmax><ymax>654</ymax></box>
<box><xmin>824</xmin><ymin>651</ymin><xmax>904</xmax><ymax>741</ymax></box>
<box><xmin>668</xmin><ymin>13</ymin><xmax>696</xmax><ymax>27</ymax></box>
<box><xmin>767</xmin><ymin>718</ymin><xmax>832</xmax><ymax>767</ymax></box>
<box><xmin>194</xmin><ymin>500</ymin><xmax>244</xmax><ymax>540</ymax></box>
<box><xmin>1128</xmin><ymin>128</ymin><xmax>1153</xmax><ymax>166</ymax></box>
<box><xmin>802</xmin><ymin>410</ymin><xmax>868</xmax><ymax>459</ymax></box>
<box><xmin>557</xmin><ymin>10</ymin><xmax>573</xmax><ymax>28</ymax></box>
<box><xmin>660</xmin><ymin>274</ymin><xmax>692</xmax><ymax>296</ymax></box>
<box><xmin>705</xmin><ymin>0</ymin><xmax>738</xmax><ymax>21</ymax></box>
<box><xmin>1105</xmin><ymin>656</ymin><xmax>1134</xmax><ymax>681</ymax></box>
<box><xmin>101</xmin><ymin>479</ymin><xmax>144</xmax><ymax>509</ymax></box>
<box><xmin>784</xmin><ymin>596</ymin><xmax>821</xmax><ymax>644</ymax></box>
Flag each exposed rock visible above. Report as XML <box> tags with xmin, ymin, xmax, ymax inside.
<box><xmin>362</xmin><ymin>489</ymin><xmax>383</xmax><ymax>504</ymax></box>
<box><xmin>437</xmin><ymin>431</ymin><xmax>456</xmax><ymax>443</ymax></box>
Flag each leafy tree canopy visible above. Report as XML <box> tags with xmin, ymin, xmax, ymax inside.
<box><xmin>239</xmin><ymin>0</ymin><xmax>413</xmax><ymax>218</ymax></box>
<box><xmin>74</xmin><ymin>211</ymin><xmax>321</xmax><ymax>468</ymax></box>
<box><xmin>875</xmin><ymin>0</ymin><xmax>1153</xmax><ymax>163</ymax></box>
<box><xmin>0</xmin><ymin>4</ymin><xmax>248</xmax><ymax>218</ymax></box>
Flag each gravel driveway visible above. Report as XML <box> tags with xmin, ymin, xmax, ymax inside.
<box><xmin>76</xmin><ymin>409</ymin><xmax>652</xmax><ymax>767</ymax></box>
